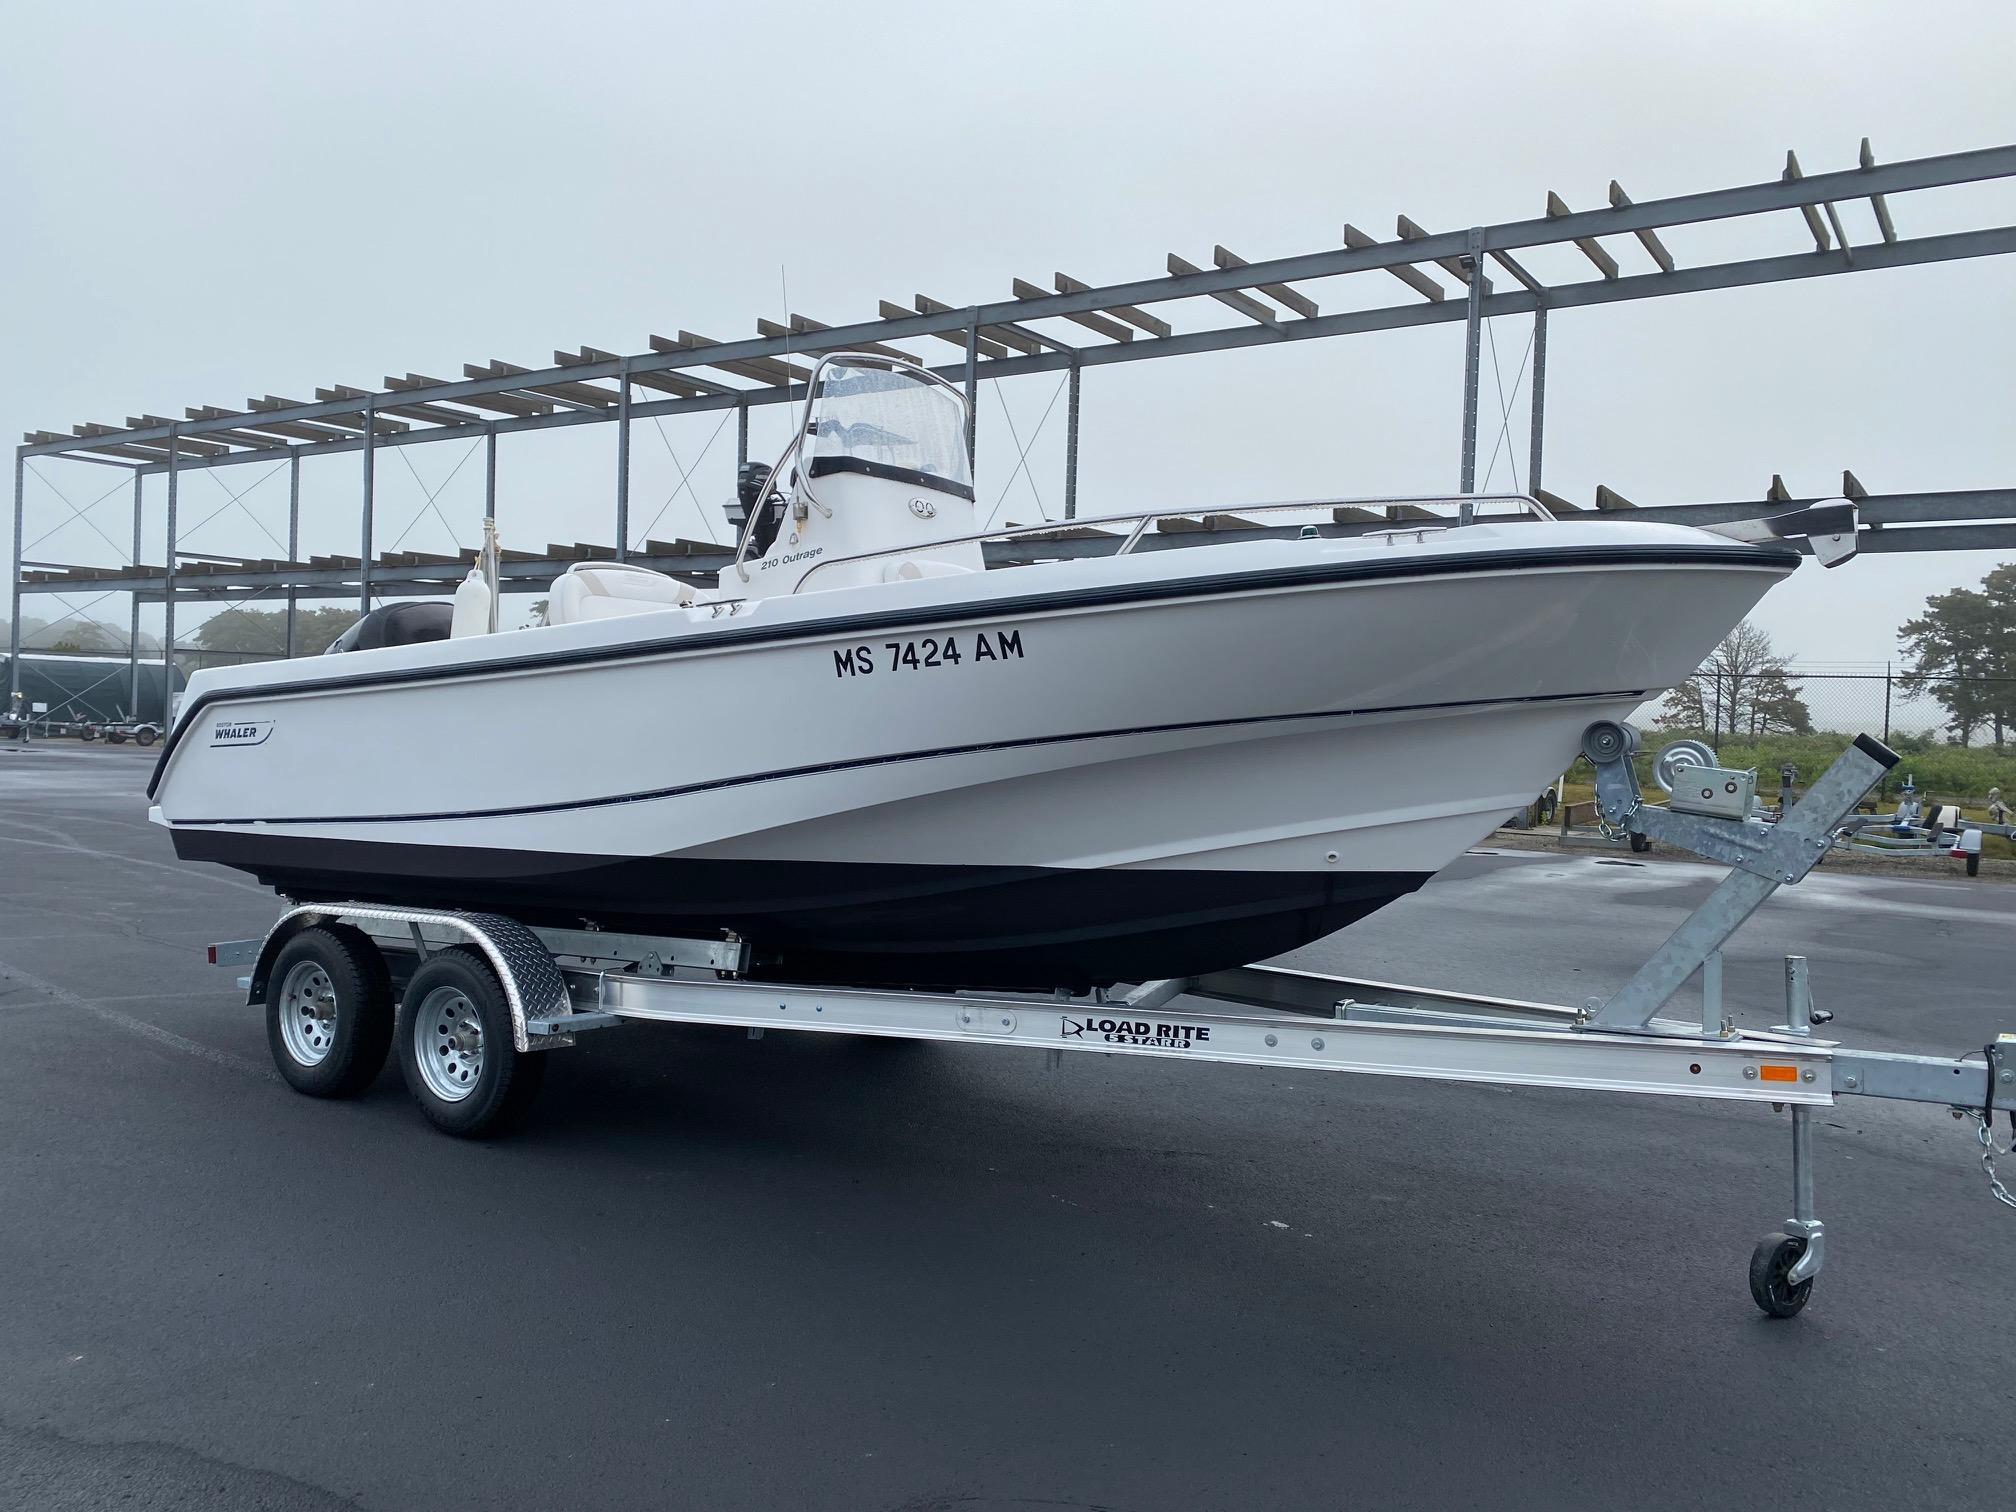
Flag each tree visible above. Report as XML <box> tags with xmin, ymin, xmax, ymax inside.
<box><xmin>1898</xmin><ymin>566</ymin><xmax>2016</xmax><ymax>749</ymax></box>
<box><xmin>194</xmin><ymin>605</ymin><xmax>360</xmax><ymax>657</ymax></box>
<box><xmin>25</xmin><ymin>618</ymin><xmax>122</xmax><ymax>652</ymax></box>
<box><xmin>1659</xmin><ymin>621</ymin><xmax>1811</xmax><ymax>737</ymax></box>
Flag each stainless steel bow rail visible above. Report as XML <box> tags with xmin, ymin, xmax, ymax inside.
<box><xmin>210</xmin><ymin>724</ymin><xmax>2015</xmax><ymax>1318</ymax></box>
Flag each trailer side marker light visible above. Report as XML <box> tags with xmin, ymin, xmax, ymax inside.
<box><xmin>1759</xmin><ymin>1064</ymin><xmax>1798</xmax><ymax>1082</ymax></box>
<box><xmin>205</xmin><ymin>945</ymin><xmax>217</xmax><ymax>965</ymax></box>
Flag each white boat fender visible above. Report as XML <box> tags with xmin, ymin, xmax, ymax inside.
<box><xmin>450</xmin><ymin>568</ymin><xmax>493</xmax><ymax>638</ymax></box>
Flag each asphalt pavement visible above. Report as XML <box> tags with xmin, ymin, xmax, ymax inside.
<box><xmin>2</xmin><ymin>739</ymin><xmax>2011</xmax><ymax>1512</ymax></box>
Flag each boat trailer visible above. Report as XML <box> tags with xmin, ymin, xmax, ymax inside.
<box><xmin>210</xmin><ymin>723</ymin><xmax>2016</xmax><ymax>1319</ymax></box>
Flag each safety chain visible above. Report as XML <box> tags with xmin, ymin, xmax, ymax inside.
<box><xmin>1969</xmin><ymin>1111</ymin><xmax>2016</xmax><ymax>1212</ymax></box>
<box><xmin>1595</xmin><ymin>811</ymin><xmax>1635</xmax><ymax>844</ymax></box>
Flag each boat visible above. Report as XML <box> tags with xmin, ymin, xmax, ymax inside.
<box><xmin>148</xmin><ymin>354</ymin><xmax>1856</xmax><ymax>990</ymax></box>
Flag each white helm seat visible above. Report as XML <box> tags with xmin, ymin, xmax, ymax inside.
<box><xmin>548</xmin><ymin>562</ymin><xmax>696</xmax><ymax>625</ymax></box>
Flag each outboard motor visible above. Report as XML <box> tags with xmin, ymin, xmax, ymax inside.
<box><xmin>325</xmin><ymin>600</ymin><xmax>453</xmax><ymax>654</ymax></box>
<box><xmin>730</xmin><ymin>462</ymin><xmax>788</xmax><ymax>558</ymax></box>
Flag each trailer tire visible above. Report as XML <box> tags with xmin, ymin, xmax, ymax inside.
<box><xmin>135</xmin><ymin>726</ymin><xmax>158</xmax><ymax>747</ymax></box>
<box><xmin>266</xmin><ymin>925</ymin><xmax>394</xmax><ymax>1098</ymax></box>
<box><xmin>396</xmin><ymin>947</ymin><xmax>545</xmax><ymax>1139</ymax></box>
<box><xmin>1967</xmin><ymin>852</ymin><xmax>1981</xmax><ymax>877</ymax></box>
<box><xmin>1748</xmin><ymin>1232</ymin><xmax>1813</xmax><ymax>1318</ymax></box>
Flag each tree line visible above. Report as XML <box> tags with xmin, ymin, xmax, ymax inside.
<box><xmin>1657</xmin><ymin>563</ymin><xmax>2016</xmax><ymax>751</ymax></box>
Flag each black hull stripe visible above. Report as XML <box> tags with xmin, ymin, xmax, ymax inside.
<box><xmin>169</xmin><ymin>685</ymin><xmax>1645</xmax><ymax>827</ymax></box>
<box><xmin>148</xmin><ymin>541</ymin><xmax>1791</xmax><ymax>797</ymax></box>
<box><xmin>165</xmin><ymin>838</ymin><xmax>1434</xmax><ymax>991</ymax></box>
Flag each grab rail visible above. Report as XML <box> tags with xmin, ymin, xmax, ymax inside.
<box><xmin>791</xmin><ymin>492</ymin><xmax>1554</xmax><ymax>593</ymax></box>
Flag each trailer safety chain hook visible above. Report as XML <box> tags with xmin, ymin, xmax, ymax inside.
<box><xmin>1969</xmin><ymin>1113</ymin><xmax>2016</xmax><ymax>1212</ymax></box>
<box><xmin>1965</xmin><ymin>1037</ymin><xmax>2016</xmax><ymax>1212</ymax></box>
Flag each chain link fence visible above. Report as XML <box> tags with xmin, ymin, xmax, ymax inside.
<box><xmin>1645</xmin><ymin>669</ymin><xmax>2016</xmax><ymax>801</ymax></box>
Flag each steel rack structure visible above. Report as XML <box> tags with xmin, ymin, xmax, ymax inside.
<box><xmin>211</xmin><ymin>723</ymin><xmax>2016</xmax><ymax>1320</ymax></box>
<box><xmin>13</xmin><ymin>137</ymin><xmax>2016</xmax><ymax>719</ymax></box>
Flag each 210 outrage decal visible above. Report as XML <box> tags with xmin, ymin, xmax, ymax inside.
<box><xmin>833</xmin><ymin>629</ymin><xmax>1025</xmax><ymax>678</ymax></box>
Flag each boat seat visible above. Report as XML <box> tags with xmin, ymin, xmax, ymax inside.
<box><xmin>547</xmin><ymin>562</ymin><xmax>696</xmax><ymax>625</ymax></box>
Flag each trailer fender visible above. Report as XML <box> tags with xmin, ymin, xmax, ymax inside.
<box><xmin>246</xmin><ymin>903</ymin><xmax>577</xmax><ymax>1052</ymax></box>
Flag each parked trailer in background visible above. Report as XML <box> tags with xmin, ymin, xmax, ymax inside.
<box><xmin>1</xmin><ymin>653</ymin><xmax>184</xmax><ymax>740</ymax></box>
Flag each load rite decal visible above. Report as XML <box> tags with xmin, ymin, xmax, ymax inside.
<box><xmin>1060</xmin><ymin>1014</ymin><xmax>1212</xmax><ymax>1050</ymax></box>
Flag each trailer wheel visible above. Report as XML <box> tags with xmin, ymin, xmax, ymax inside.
<box><xmin>1966</xmin><ymin>852</ymin><xmax>1981</xmax><ymax>878</ymax></box>
<box><xmin>79</xmin><ymin>726</ymin><xmax>97</xmax><ymax>742</ymax></box>
<box><xmin>106</xmin><ymin>730</ymin><xmax>128</xmax><ymax>744</ymax></box>
<box><xmin>397</xmin><ymin>947</ymin><xmax>545</xmax><ymax>1138</ymax></box>
<box><xmin>1629</xmin><ymin>831</ymin><xmax>1651</xmax><ymax>853</ymax></box>
<box><xmin>135</xmin><ymin>726</ymin><xmax>158</xmax><ymax>747</ymax></box>
<box><xmin>266</xmin><ymin>925</ymin><xmax>394</xmax><ymax>1098</ymax></box>
<box><xmin>1748</xmin><ymin>1232</ymin><xmax>1813</xmax><ymax>1318</ymax></box>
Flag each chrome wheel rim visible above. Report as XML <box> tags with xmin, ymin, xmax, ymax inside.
<box><xmin>414</xmin><ymin>985</ymin><xmax>484</xmax><ymax>1102</ymax></box>
<box><xmin>277</xmin><ymin>961</ymin><xmax>339</xmax><ymax>1067</ymax></box>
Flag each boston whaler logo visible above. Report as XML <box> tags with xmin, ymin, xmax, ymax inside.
<box><xmin>1060</xmin><ymin>1014</ymin><xmax>1211</xmax><ymax>1051</ymax></box>
<box><xmin>209</xmin><ymin>718</ymin><xmax>275</xmax><ymax>748</ymax></box>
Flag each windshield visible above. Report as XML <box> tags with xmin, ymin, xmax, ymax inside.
<box><xmin>805</xmin><ymin>359</ymin><xmax>973</xmax><ymax>500</ymax></box>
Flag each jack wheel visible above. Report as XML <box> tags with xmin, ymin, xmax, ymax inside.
<box><xmin>1629</xmin><ymin>831</ymin><xmax>1651</xmax><ymax>853</ymax></box>
<box><xmin>1748</xmin><ymin>1232</ymin><xmax>1814</xmax><ymax>1318</ymax></box>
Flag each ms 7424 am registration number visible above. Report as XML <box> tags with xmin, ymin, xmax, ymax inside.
<box><xmin>832</xmin><ymin>629</ymin><xmax>1025</xmax><ymax>678</ymax></box>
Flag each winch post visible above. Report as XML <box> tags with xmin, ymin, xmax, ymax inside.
<box><xmin>1584</xmin><ymin>732</ymin><xmax>1894</xmax><ymax>1033</ymax></box>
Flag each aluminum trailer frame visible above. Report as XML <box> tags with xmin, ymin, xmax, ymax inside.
<box><xmin>211</xmin><ymin>725</ymin><xmax>2016</xmax><ymax>1318</ymax></box>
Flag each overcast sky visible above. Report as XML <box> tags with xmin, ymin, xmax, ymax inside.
<box><xmin>3</xmin><ymin>0</ymin><xmax>2010</xmax><ymax>667</ymax></box>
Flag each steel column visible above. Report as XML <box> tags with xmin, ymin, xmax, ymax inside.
<box><xmin>284</xmin><ymin>451</ymin><xmax>301</xmax><ymax>658</ymax></box>
<box><xmin>963</xmin><ymin>316</ymin><xmax>979</xmax><ymax>468</ymax></box>
<box><xmin>1459</xmin><ymin>227</ymin><xmax>1485</xmax><ymax>492</ymax></box>
<box><xmin>359</xmin><ymin>399</ymin><xmax>376</xmax><ymax>610</ymax></box>
<box><xmin>614</xmin><ymin>359</ymin><xmax>631</xmax><ymax>560</ymax></box>
<box><xmin>6</xmin><ymin>452</ymin><xmax>23</xmax><ymax>712</ymax></box>
<box><xmin>1064</xmin><ymin>356</ymin><xmax>1081</xmax><ymax>520</ymax></box>
<box><xmin>484</xmin><ymin>430</ymin><xmax>497</xmax><ymax>524</ymax></box>
<box><xmin>736</xmin><ymin>399</ymin><xmax>748</xmax><ymax>468</ymax></box>
<box><xmin>129</xmin><ymin>471</ymin><xmax>144</xmax><ymax>711</ymax></box>
<box><xmin>162</xmin><ymin>431</ymin><xmax>179</xmax><ymax>722</ymax></box>
<box><xmin>1527</xmin><ymin>296</ymin><xmax>1548</xmax><ymax>496</ymax></box>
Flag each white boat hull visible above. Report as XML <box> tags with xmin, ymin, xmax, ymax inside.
<box><xmin>151</xmin><ymin>525</ymin><xmax>1794</xmax><ymax>987</ymax></box>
